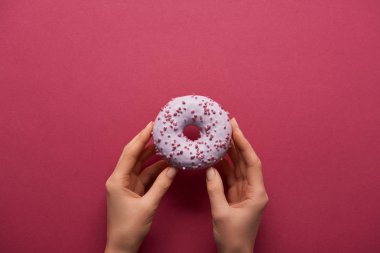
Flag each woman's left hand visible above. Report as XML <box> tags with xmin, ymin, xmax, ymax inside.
<box><xmin>105</xmin><ymin>122</ymin><xmax>177</xmax><ymax>253</ymax></box>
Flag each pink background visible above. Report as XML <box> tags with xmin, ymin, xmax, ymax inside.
<box><xmin>1</xmin><ymin>1</ymin><xmax>380</xmax><ymax>252</ymax></box>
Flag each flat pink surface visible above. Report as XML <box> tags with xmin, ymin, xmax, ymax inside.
<box><xmin>1</xmin><ymin>1</ymin><xmax>380</xmax><ymax>252</ymax></box>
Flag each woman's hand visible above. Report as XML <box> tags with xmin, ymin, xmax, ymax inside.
<box><xmin>206</xmin><ymin>118</ymin><xmax>269</xmax><ymax>253</ymax></box>
<box><xmin>105</xmin><ymin>122</ymin><xmax>177</xmax><ymax>253</ymax></box>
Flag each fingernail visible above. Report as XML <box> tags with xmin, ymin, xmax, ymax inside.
<box><xmin>233</xmin><ymin>117</ymin><xmax>240</xmax><ymax>129</ymax></box>
<box><xmin>166</xmin><ymin>167</ymin><xmax>177</xmax><ymax>178</ymax></box>
<box><xmin>145</xmin><ymin>121</ymin><xmax>152</xmax><ymax>129</ymax></box>
<box><xmin>206</xmin><ymin>168</ymin><xmax>215</xmax><ymax>181</ymax></box>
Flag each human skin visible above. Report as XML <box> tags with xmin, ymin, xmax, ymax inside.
<box><xmin>104</xmin><ymin>122</ymin><xmax>177</xmax><ymax>253</ymax></box>
<box><xmin>205</xmin><ymin>118</ymin><xmax>269</xmax><ymax>253</ymax></box>
<box><xmin>105</xmin><ymin>118</ymin><xmax>268</xmax><ymax>253</ymax></box>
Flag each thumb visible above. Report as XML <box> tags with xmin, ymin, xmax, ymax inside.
<box><xmin>206</xmin><ymin>167</ymin><xmax>229</xmax><ymax>211</ymax></box>
<box><xmin>144</xmin><ymin>167</ymin><xmax>177</xmax><ymax>207</ymax></box>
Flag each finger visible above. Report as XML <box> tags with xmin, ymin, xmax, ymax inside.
<box><xmin>227</xmin><ymin>140</ymin><xmax>245</xmax><ymax>179</ymax></box>
<box><xmin>143</xmin><ymin>167</ymin><xmax>177</xmax><ymax>207</ymax></box>
<box><xmin>206</xmin><ymin>167</ymin><xmax>229</xmax><ymax>212</ymax></box>
<box><xmin>113</xmin><ymin>122</ymin><xmax>153</xmax><ymax>176</ymax></box>
<box><xmin>230</xmin><ymin>118</ymin><xmax>265</xmax><ymax>190</ymax></box>
<box><xmin>126</xmin><ymin>121</ymin><xmax>154</xmax><ymax>160</ymax></box>
<box><xmin>133</xmin><ymin>144</ymin><xmax>157</xmax><ymax>173</ymax></box>
<box><xmin>227</xmin><ymin>140</ymin><xmax>240</xmax><ymax>165</ymax></box>
<box><xmin>139</xmin><ymin>145</ymin><xmax>157</xmax><ymax>163</ymax></box>
<box><xmin>128</xmin><ymin>121</ymin><xmax>154</xmax><ymax>148</ymax></box>
<box><xmin>219</xmin><ymin>159</ymin><xmax>235</xmax><ymax>187</ymax></box>
<box><xmin>230</xmin><ymin>118</ymin><xmax>259</xmax><ymax>164</ymax></box>
<box><xmin>139</xmin><ymin>160</ymin><xmax>169</xmax><ymax>187</ymax></box>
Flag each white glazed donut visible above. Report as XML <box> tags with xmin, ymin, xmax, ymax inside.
<box><xmin>152</xmin><ymin>95</ymin><xmax>232</xmax><ymax>170</ymax></box>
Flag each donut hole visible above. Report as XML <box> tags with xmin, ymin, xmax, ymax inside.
<box><xmin>183</xmin><ymin>124</ymin><xmax>201</xmax><ymax>141</ymax></box>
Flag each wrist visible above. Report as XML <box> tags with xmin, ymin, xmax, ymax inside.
<box><xmin>217</xmin><ymin>246</ymin><xmax>252</xmax><ymax>253</ymax></box>
<box><xmin>105</xmin><ymin>229</ymin><xmax>146</xmax><ymax>253</ymax></box>
<box><xmin>104</xmin><ymin>247</ymin><xmax>136</xmax><ymax>253</ymax></box>
<box><xmin>104</xmin><ymin>241</ymin><xmax>140</xmax><ymax>253</ymax></box>
<box><xmin>216</xmin><ymin>241</ymin><xmax>253</xmax><ymax>253</ymax></box>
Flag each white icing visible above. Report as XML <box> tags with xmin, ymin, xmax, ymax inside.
<box><xmin>152</xmin><ymin>95</ymin><xmax>232</xmax><ymax>169</ymax></box>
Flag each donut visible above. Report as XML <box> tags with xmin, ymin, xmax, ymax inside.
<box><xmin>152</xmin><ymin>95</ymin><xmax>232</xmax><ymax>170</ymax></box>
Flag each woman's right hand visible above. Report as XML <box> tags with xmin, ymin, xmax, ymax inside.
<box><xmin>205</xmin><ymin>118</ymin><xmax>269</xmax><ymax>253</ymax></box>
